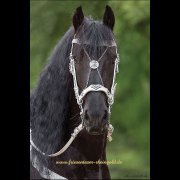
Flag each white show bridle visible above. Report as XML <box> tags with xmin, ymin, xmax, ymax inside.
<box><xmin>30</xmin><ymin>35</ymin><xmax>120</xmax><ymax>179</ymax></box>
<box><xmin>69</xmin><ymin>37</ymin><xmax>120</xmax><ymax>117</ymax></box>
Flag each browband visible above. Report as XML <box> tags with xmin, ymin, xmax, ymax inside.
<box><xmin>72</xmin><ymin>38</ymin><xmax>117</xmax><ymax>47</ymax></box>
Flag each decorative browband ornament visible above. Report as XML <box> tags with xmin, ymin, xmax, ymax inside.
<box><xmin>89</xmin><ymin>60</ymin><xmax>99</xmax><ymax>69</ymax></box>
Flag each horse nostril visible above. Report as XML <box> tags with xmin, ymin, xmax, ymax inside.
<box><xmin>102</xmin><ymin>110</ymin><xmax>108</xmax><ymax>120</ymax></box>
<box><xmin>84</xmin><ymin>110</ymin><xmax>89</xmax><ymax>120</ymax></box>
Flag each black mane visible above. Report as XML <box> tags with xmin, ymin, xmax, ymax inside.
<box><xmin>30</xmin><ymin>26</ymin><xmax>74</xmax><ymax>154</ymax></box>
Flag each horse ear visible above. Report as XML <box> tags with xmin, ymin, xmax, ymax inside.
<box><xmin>103</xmin><ymin>5</ymin><xmax>115</xmax><ymax>30</ymax></box>
<box><xmin>73</xmin><ymin>6</ymin><xmax>84</xmax><ymax>32</ymax></box>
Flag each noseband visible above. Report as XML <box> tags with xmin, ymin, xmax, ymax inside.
<box><xmin>69</xmin><ymin>36</ymin><xmax>120</xmax><ymax>118</ymax></box>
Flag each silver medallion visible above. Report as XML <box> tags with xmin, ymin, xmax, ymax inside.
<box><xmin>89</xmin><ymin>60</ymin><xmax>99</xmax><ymax>69</ymax></box>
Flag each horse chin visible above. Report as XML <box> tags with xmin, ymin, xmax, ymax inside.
<box><xmin>85</xmin><ymin>126</ymin><xmax>107</xmax><ymax>136</ymax></box>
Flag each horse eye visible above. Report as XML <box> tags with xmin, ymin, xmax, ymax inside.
<box><xmin>112</xmin><ymin>54</ymin><xmax>117</xmax><ymax>59</ymax></box>
<box><xmin>73</xmin><ymin>56</ymin><xmax>77</xmax><ymax>60</ymax></box>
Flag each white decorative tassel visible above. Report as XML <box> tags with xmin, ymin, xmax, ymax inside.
<box><xmin>107</xmin><ymin>124</ymin><xmax>114</xmax><ymax>142</ymax></box>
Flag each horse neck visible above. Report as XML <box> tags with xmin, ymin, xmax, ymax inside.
<box><xmin>75</xmin><ymin>131</ymin><xmax>107</xmax><ymax>161</ymax></box>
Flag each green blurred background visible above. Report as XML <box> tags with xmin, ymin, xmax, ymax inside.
<box><xmin>30</xmin><ymin>0</ymin><xmax>150</xmax><ymax>179</ymax></box>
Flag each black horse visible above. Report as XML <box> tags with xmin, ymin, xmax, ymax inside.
<box><xmin>30</xmin><ymin>5</ymin><xmax>118</xmax><ymax>179</ymax></box>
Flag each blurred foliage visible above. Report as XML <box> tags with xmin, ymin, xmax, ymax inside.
<box><xmin>30</xmin><ymin>0</ymin><xmax>150</xmax><ymax>179</ymax></box>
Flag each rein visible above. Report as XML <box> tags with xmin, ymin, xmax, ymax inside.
<box><xmin>30</xmin><ymin>123</ymin><xmax>84</xmax><ymax>157</ymax></box>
